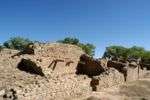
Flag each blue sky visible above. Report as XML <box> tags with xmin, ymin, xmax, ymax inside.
<box><xmin>0</xmin><ymin>0</ymin><xmax>150</xmax><ymax>57</ymax></box>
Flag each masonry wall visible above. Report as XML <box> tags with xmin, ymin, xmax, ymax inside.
<box><xmin>92</xmin><ymin>68</ymin><xmax>124</xmax><ymax>92</ymax></box>
<box><xmin>127</xmin><ymin>66</ymin><xmax>147</xmax><ymax>82</ymax></box>
<box><xmin>94</xmin><ymin>64</ymin><xmax>148</xmax><ymax>92</ymax></box>
<box><xmin>0</xmin><ymin>43</ymin><xmax>149</xmax><ymax>100</ymax></box>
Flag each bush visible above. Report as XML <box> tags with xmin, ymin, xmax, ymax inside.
<box><xmin>3</xmin><ymin>37</ymin><xmax>33</xmax><ymax>51</ymax></box>
<box><xmin>57</xmin><ymin>37</ymin><xmax>79</xmax><ymax>45</ymax></box>
<box><xmin>57</xmin><ymin>37</ymin><xmax>95</xmax><ymax>57</ymax></box>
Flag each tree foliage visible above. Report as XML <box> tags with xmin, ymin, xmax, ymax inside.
<box><xmin>78</xmin><ymin>43</ymin><xmax>95</xmax><ymax>57</ymax></box>
<box><xmin>103</xmin><ymin>45</ymin><xmax>150</xmax><ymax>61</ymax></box>
<box><xmin>103</xmin><ymin>46</ymin><xmax>128</xmax><ymax>59</ymax></box>
<box><xmin>3</xmin><ymin>37</ymin><xmax>33</xmax><ymax>51</ymax></box>
<box><xmin>128</xmin><ymin>46</ymin><xmax>145</xmax><ymax>58</ymax></box>
<box><xmin>57</xmin><ymin>37</ymin><xmax>95</xmax><ymax>57</ymax></box>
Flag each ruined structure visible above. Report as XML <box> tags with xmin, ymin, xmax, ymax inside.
<box><xmin>0</xmin><ymin>43</ymin><xmax>148</xmax><ymax>100</ymax></box>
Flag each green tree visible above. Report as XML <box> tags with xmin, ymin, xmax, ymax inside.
<box><xmin>103</xmin><ymin>45</ymin><xmax>147</xmax><ymax>60</ymax></box>
<box><xmin>3</xmin><ymin>37</ymin><xmax>33</xmax><ymax>51</ymax></box>
<box><xmin>57</xmin><ymin>37</ymin><xmax>95</xmax><ymax>57</ymax></box>
<box><xmin>128</xmin><ymin>46</ymin><xmax>145</xmax><ymax>58</ymax></box>
<box><xmin>103</xmin><ymin>46</ymin><xmax>128</xmax><ymax>59</ymax></box>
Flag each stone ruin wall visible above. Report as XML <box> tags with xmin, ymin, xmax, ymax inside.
<box><xmin>127</xmin><ymin>66</ymin><xmax>147</xmax><ymax>82</ymax></box>
<box><xmin>80</xmin><ymin>58</ymin><xmax>148</xmax><ymax>92</ymax></box>
<box><xmin>0</xmin><ymin>43</ymin><xmax>91</xmax><ymax>100</ymax></box>
<box><xmin>3</xmin><ymin>43</ymin><xmax>84</xmax><ymax>76</ymax></box>
<box><xmin>94</xmin><ymin>66</ymin><xmax>148</xmax><ymax>92</ymax></box>
<box><xmin>0</xmin><ymin>43</ymin><xmax>149</xmax><ymax>99</ymax></box>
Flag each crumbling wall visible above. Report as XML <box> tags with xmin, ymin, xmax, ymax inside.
<box><xmin>107</xmin><ymin>60</ymin><xmax>147</xmax><ymax>82</ymax></box>
<box><xmin>127</xmin><ymin>66</ymin><xmax>147</xmax><ymax>82</ymax></box>
<box><xmin>76</xmin><ymin>56</ymin><xmax>125</xmax><ymax>92</ymax></box>
<box><xmin>91</xmin><ymin>59</ymin><xmax>148</xmax><ymax>92</ymax></box>
<box><xmin>31</xmin><ymin>43</ymin><xmax>84</xmax><ymax>76</ymax></box>
<box><xmin>91</xmin><ymin>68</ymin><xmax>124</xmax><ymax>92</ymax></box>
<box><xmin>0</xmin><ymin>43</ymin><xmax>92</xmax><ymax>100</ymax></box>
<box><xmin>107</xmin><ymin>60</ymin><xmax>127</xmax><ymax>82</ymax></box>
<box><xmin>8</xmin><ymin>43</ymin><xmax>84</xmax><ymax>76</ymax></box>
<box><xmin>127</xmin><ymin>67</ymin><xmax>139</xmax><ymax>82</ymax></box>
<box><xmin>0</xmin><ymin>43</ymin><xmax>149</xmax><ymax>100</ymax></box>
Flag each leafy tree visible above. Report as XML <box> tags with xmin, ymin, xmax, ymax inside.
<box><xmin>103</xmin><ymin>45</ymin><xmax>148</xmax><ymax>61</ymax></box>
<box><xmin>3</xmin><ymin>37</ymin><xmax>33</xmax><ymax>51</ymax></box>
<box><xmin>128</xmin><ymin>46</ymin><xmax>145</xmax><ymax>58</ymax></box>
<box><xmin>142</xmin><ymin>51</ymin><xmax>150</xmax><ymax>60</ymax></box>
<box><xmin>103</xmin><ymin>46</ymin><xmax>128</xmax><ymax>60</ymax></box>
<box><xmin>57</xmin><ymin>37</ymin><xmax>95</xmax><ymax>57</ymax></box>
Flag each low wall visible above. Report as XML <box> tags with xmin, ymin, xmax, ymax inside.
<box><xmin>92</xmin><ymin>65</ymin><xmax>148</xmax><ymax>92</ymax></box>
<box><xmin>127</xmin><ymin>67</ymin><xmax>147</xmax><ymax>82</ymax></box>
<box><xmin>92</xmin><ymin>68</ymin><xmax>124</xmax><ymax>91</ymax></box>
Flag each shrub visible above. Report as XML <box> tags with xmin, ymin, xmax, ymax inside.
<box><xmin>3</xmin><ymin>37</ymin><xmax>33</xmax><ymax>51</ymax></box>
<box><xmin>57</xmin><ymin>37</ymin><xmax>79</xmax><ymax>45</ymax></box>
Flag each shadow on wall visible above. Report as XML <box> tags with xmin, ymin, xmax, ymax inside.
<box><xmin>17</xmin><ymin>59</ymin><xmax>45</xmax><ymax>77</ymax></box>
<box><xmin>90</xmin><ymin>78</ymin><xmax>99</xmax><ymax>91</ymax></box>
<box><xmin>76</xmin><ymin>54</ymin><xmax>107</xmax><ymax>77</ymax></box>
